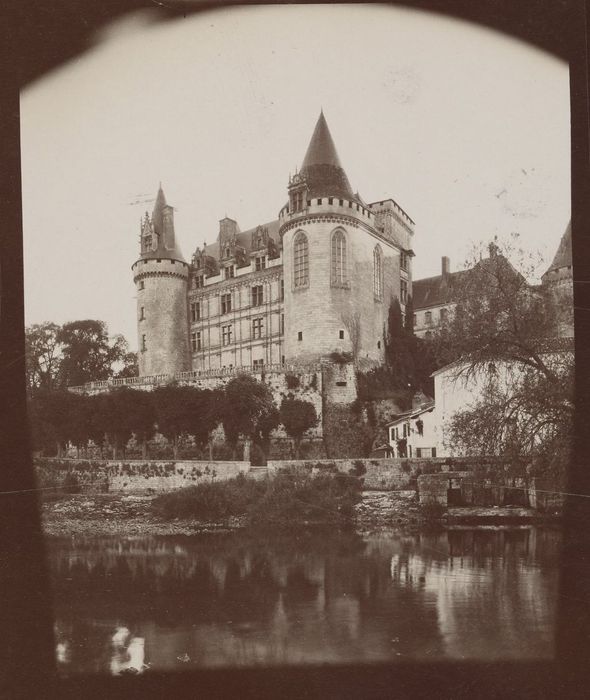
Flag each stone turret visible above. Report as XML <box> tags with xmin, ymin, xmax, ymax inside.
<box><xmin>132</xmin><ymin>185</ymin><xmax>190</xmax><ymax>376</ymax></box>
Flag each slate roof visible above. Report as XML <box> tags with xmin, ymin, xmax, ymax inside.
<box><xmin>202</xmin><ymin>219</ymin><xmax>281</xmax><ymax>259</ymax></box>
<box><xmin>299</xmin><ymin>112</ymin><xmax>355</xmax><ymax>200</ymax></box>
<box><xmin>412</xmin><ymin>269</ymin><xmax>470</xmax><ymax>310</ymax></box>
<box><xmin>543</xmin><ymin>221</ymin><xmax>572</xmax><ymax>277</ymax></box>
<box><xmin>140</xmin><ymin>185</ymin><xmax>186</xmax><ymax>263</ymax></box>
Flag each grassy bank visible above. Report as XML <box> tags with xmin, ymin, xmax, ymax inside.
<box><xmin>153</xmin><ymin>467</ymin><xmax>363</xmax><ymax>528</ymax></box>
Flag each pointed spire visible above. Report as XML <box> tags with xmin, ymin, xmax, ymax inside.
<box><xmin>298</xmin><ymin>112</ymin><xmax>354</xmax><ymax>199</ymax></box>
<box><xmin>152</xmin><ymin>183</ymin><xmax>167</xmax><ymax>235</ymax></box>
<box><xmin>544</xmin><ymin>221</ymin><xmax>572</xmax><ymax>276</ymax></box>
<box><xmin>301</xmin><ymin>111</ymin><xmax>343</xmax><ymax>170</ymax></box>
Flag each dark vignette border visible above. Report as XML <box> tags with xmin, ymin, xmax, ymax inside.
<box><xmin>0</xmin><ymin>1</ymin><xmax>588</xmax><ymax>698</ymax></box>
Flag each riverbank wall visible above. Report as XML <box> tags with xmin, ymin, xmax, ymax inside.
<box><xmin>35</xmin><ymin>458</ymin><xmax>249</xmax><ymax>495</ymax></box>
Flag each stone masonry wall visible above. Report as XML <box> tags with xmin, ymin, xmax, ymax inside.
<box><xmin>266</xmin><ymin>457</ymin><xmax>446</xmax><ymax>490</ymax></box>
<box><xmin>35</xmin><ymin>458</ymin><xmax>249</xmax><ymax>495</ymax></box>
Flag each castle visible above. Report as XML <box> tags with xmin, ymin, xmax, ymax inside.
<box><xmin>132</xmin><ymin>112</ymin><xmax>415</xmax><ymax>376</ymax></box>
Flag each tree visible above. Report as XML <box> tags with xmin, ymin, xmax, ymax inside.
<box><xmin>185</xmin><ymin>388</ymin><xmax>223</xmax><ymax>460</ymax></box>
<box><xmin>384</xmin><ymin>296</ymin><xmax>417</xmax><ymax>390</ymax></box>
<box><xmin>439</xmin><ymin>237</ymin><xmax>574</xmax><ymax>485</ymax></box>
<box><xmin>57</xmin><ymin>320</ymin><xmax>126</xmax><ymax>387</ymax></box>
<box><xmin>433</xmin><ymin>238</ymin><xmax>562</xmax><ymax>380</ymax></box>
<box><xmin>25</xmin><ymin>322</ymin><xmax>63</xmax><ymax>395</ymax></box>
<box><xmin>279</xmin><ymin>398</ymin><xmax>318</xmax><ymax>458</ymax></box>
<box><xmin>252</xmin><ymin>403</ymin><xmax>280</xmax><ymax>463</ymax></box>
<box><xmin>222</xmin><ymin>375</ymin><xmax>277</xmax><ymax>461</ymax></box>
<box><xmin>153</xmin><ymin>385</ymin><xmax>194</xmax><ymax>459</ymax></box>
<box><xmin>126</xmin><ymin>389</ymin><xmax>156</xmax><ymax>459</ymax></box>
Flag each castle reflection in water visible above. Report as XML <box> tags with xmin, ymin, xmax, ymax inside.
<box><xmin>48</xmin><ymin>528</ymin><xmax>561</xmax><ymax>674</ymax></box>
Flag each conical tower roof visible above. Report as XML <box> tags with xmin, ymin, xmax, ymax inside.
<box><xmin>151</xmin><ymin>183</ymin><xmax>167</xmax><ymax>237</ymax></box>
<box><xmin>140</xmin><ymin>184</ymin><xmax>186</xmax><ymax>263</ymax></box>
<box><xmin>299</xmin><ymin>112</ymin><xmax>354</xmax><ymax>200</ymax></box>
<box><xmin>544</xmin><ymin>221</ymin><xmax>572</xmax><ymax>277</ymax></box>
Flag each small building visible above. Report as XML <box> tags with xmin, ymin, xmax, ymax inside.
<box><xmin>386</xmin><ymin>401</ymin><xmax>438</xmax><ymax>458</ymax></box>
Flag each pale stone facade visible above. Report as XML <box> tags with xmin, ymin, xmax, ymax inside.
<box><xmin>133</xmin><ymin>113</ymin><xmax>415</xmax><ymax>376</ymax></box>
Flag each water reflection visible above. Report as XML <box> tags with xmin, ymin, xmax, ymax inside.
<box><xmin>47</xmin><ymin>528</ymin><xmax>561</xmax><ymax>674</ymax></box>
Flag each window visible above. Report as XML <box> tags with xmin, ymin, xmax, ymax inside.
<box><xmin>339</xmin><ymin>330</ymin><xmax>345</xmax><ymax>340</ymax></box>
<box><xmin>255</xmin><ymin>256</ymin><xmax>266</xmax><ymax>271</ymax></box>
<box><xmin>317</xmin><ymin>198</ymin><xmax>322</xmax><ymax>205</ymax></box>
<box><xmin>224</xmin><ymin>265</ymin><xmax>234</xmax><ymax>279</ymax></box>
<box><xmin>253</xmin><ymin>359</ymin><xmax>264</xmax><ymax>369</ymax></box>
<box><xmin>291</xmin><ymin>190</ymin><xmax>304</xmax><ymax>212</ymax></box>
<box><xmin>191</xmin><ymin>331</ymin><xmax>202</xmax><ymax>352</ymax></box>
<box><xmin>373</xmin><ymin>245</ymin><xmax>383</xmax><ymax>298</ymax></box>
<box><xmin>221</xmin><ymin>293</ymin><xmax>232</xmax><ymax>314</ymax></box>
<box><xmin>190</xmin><ymin>302</ymin><xmax>201</xmax><ymax>322</ymax></box>
<box><xmin>138</xmin><ymin>280</ymin><xmax>145</xmax><ymax>290</ymax></box>
<box><xmin>281</xmin><ymin>355</ymin><xmax>285</xmax><ymax>365</ymax></box>
<box><xmin>440</xmin><ymin>307</ymin><xmax>448</xmax><ymax>323</ymax></box>
<box><xmin>331</xmin><ymin>230</ymin><xmax>347</xmax><ymax>285</ymax></box>
<box><xmin>425</xmin><ymin>311</ymin><xmax>433</xmax><ymax>326</ymax></box>
<box><xmin>252</xmin><ymin>317</ymin><xmax>264</xmax><ymax>339</ymax></box>
<box><xmin>298</xmin><ymin>331</ymin><xmax>303</xmax><ymax>341</ymax></box>
<box><xmin>251</xmin><ymin>285</ymin><xmax>264</xmax><ymax>307</ymax></box>
<box><xmin>413</xmin><ymin>314</ymin><xmax>417</xmax><ymax>327</ymax></box>
<box><xmin>293</xmin><ymin>232</ymin><xmax>309</xmax><ymax>288</ymax></box>
<box><xmin>339</xmin><ymin>199</ymin><xmax>343</xmax><ymax>206</ymax></box>
<box><xmin>139</xmin><ymin>307</ymin><xmax>145</xmax><ymax>321</ymax></box>
<box><xmin>280</xmin><ymin>279</ymin><xmax>284</xmax><ymax>301</ymax></box>
<box><xmin>142</xmin><ymin>235</ymin><xmax>152</xmax><ymax>251</ymax></box>
<box><xmin>377</xmin><ymin>340</ymin><xmax>381</xmax><ymax>349</ymax></box>
<box><xmin>328</xmin><ymin>197</ymin><xmax>333</xmax><ymax>205</ymax></box>
<box><xmin>141</xmin><ymin>334</ymin><xmax>147</xmax><ymax>351</ymax></box>
<box><xmin>193</xmin><ymin>275</ymin><xmax>204</xmax><ymax>289</ymax></box>
<box><xmin>400</xmin><ymin>279</ymin><xmax>408</xmax><ymax>304</ymax></box>
<box><xmin>400</xmin><ymin>251</ymin><xmax>409</xmax><ymax>271</ymax></box>
<box><xmin>280</xmin><ymin>314</ymin><xmax>285</xmax><ymax>334</ymax></box>
<box><xmin>222</xmin><ymin>325</ymin><xmax>232</xmax><ymax>346</ymax></box>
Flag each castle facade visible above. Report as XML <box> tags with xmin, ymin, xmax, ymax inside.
<box><xmin>132</xmin><ymin>113</ymin><xmax>415</xmax><ymax>376</ymax></box>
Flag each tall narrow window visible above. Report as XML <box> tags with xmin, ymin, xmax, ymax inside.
<box><xmin>252</xmin><ymin>318</ymin><xmax>264</xmax><ymax>339</ymax></box>
<box><xmin>280</xmin><ymin>279</ymin><xmax>284</xmax><ymax>301</ymax></box>
<box><xmin>190</xmin><ymin>302</ymin><xmax>201</xmax><ymax>322</ymax></box>
<box><xmin>221</xmin><ymin>293</ymin><xmax>232</xmax><ymax>315</ymax></box>
<box><xmin>331</xmin><ymin>230</ymin><xmax>347</xmax><ymax>285</ymax></box>
<box><xmin>191</xmin><ymin>332</ymin><xmax>202</xmax><ymax>352</ymax></box>
<box><xmin>255</xmin><ymin>256</ymin><xmax>266</xmax><ymax>271</ymax></box>
<box><xmin>400</xmin><ymin>279</ymin><xmax>408</xmax><ymax>304</ymax></box>
<box><xmin>251</xmin><ymin>285</ymin><xmax>264</xmax><ymax>307</ymax></box>
<box><xmin>222</xmin><ymin>325</ymin><xmax>232</xmax><ymax>346</ymax></box>
<box><xmin>141</xmin><ymin>334</ymin><xmax>147</xmax><ymax>351</ymax></box>
<box><xmin>139</xmin><ymin>307</ymin><xmax>145</xmax><ymax>321</ymax></box>
<box><xmin>293</xmin><ymin>232</ymin><xmax>309</xmax><ymax>288</ymax></box>
<box><xmin>373</xmin><ymin>245</ymin><xmax>383</xmax><ymax>298</ymax></box>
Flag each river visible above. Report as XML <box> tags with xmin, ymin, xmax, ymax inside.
<box><xmin>47</xmin><ymin>527</ymin><xmax>561</xmax><ymax>674</ymax></box>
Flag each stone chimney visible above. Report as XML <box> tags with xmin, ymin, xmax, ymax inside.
<box><xmin>441</xmin><ymin>256</ymin><xmax>450</xmax><ymax>276</ymax></box>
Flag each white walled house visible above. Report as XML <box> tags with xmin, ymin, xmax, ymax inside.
<box><xmin>386</xmin><ymin>402</ymin><xmax>439</xmax><ymax>458</ymax></box>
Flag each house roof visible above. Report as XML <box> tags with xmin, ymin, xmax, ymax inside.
<box><xmin>386</xmin><ymin>402</ymin><xmax>435</xmax><ymax>427</ymax></box>
<box><xmin>202</xmin><ymin>219</ymin><xmax>281</xmax><ymax>259</ymax></box>
<box><xmin>412</xmin><ymin>269</ymin><xmax>470</xmax><ymax>310</ymax></box>
<box><xmin>543</xmin><ymin>221</ymin><xmax>572</xmax><ymax>277</ymax></box>
<box><xmin>299</xmin><ymin>112</ymin><xmax>355</xmax><ymax>200</ymax></box>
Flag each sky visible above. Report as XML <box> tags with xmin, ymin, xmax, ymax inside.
<box><xmin>20</xmin><ymin>4</ymin><xmax>570</xmax><ymax>350</ymax></box>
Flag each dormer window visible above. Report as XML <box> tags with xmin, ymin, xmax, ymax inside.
<box><xmin>255</xmin><ymin>256</ymin><xmax>266</xmax><ymax>271</ymax></box>
<box><xmin>224</xmin><ymin>265</ymin><xmax>234</xmax><ymax>279</ymax></box>
<box><xmin>290</xmin><ymin>190</ymin><xmax>304</xmax><ymax>212</ymax></box>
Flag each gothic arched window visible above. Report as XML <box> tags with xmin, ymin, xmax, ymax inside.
<box><xmin>331</xmin><ymin>230</ymin><xmax>347</xmax><ymax>285</ymax></box>
<box><xmin>293</xmin><ymin>232</ymin><xmax>309</xmax><ymax>288</ymax></box>
<box><xmin>373</xmin><ymin>245</ymin><xmax>383</xmax><ymax>298</ymax></box>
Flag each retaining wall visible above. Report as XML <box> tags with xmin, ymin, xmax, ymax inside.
<box><xmin>266</xmin><ymin>457</ymin><xmax>447</xmax><ymax>490</ymax></box>
<box><xmin>35</xmin><ymin>458</ymin><xmax>249</xmax><ymax>495</ymax></box>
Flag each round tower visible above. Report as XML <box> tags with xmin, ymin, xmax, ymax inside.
<box><xmin>132</xmin><ymin>185</ymin><xmax>190</xmax><ymax>376</ymax></box>
<box><xmin>279</xmin><ymin>112</ymin><xmax>402</xmax><ymax>366</ymax></box>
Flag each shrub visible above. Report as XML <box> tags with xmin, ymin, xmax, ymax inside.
<box><xmin>330</xmin><ymin>351</ymin><xmax>353</xmax><ymax>365</ymax></box>
<box><xmin>63</xmin><ymin>472</ymin><xmax>81</xmax><ymax>494</ymax></box>
<box><xmin>152</xmin><ymin>473</ymin><xmax>266</xmax><ymax>520</ymax></box>
<box><xmin>351</xmin><ymin>460</ymin><xmax>367</xmax><ymax>477</ymax></box>
<box><xmin>248</xmin><ymin>466</ymin><xmax>362</xmax><ymax>528</ymax></box>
